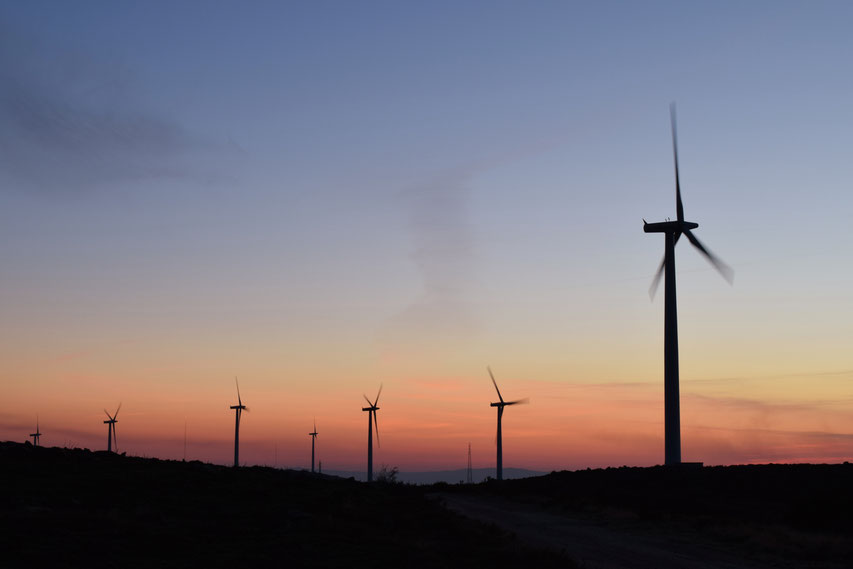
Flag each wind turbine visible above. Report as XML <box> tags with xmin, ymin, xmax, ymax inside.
<box><xmin>103</xmin><ymin>404</ymin><xmax>121</xmax><ymax>453</ymax></box>
<box><xmin>488</xmin><ymin>367</ymin><xmax>528</xmax><ymax>481</ymax></box>
<box><xmin>230</xmin><ymin>377</ymin><xmax>247</xmax><ymax>467</ymax></box>
<box><xmin>644</xmin><ymin>103</ymin><xmax>733</xmax><ymax>466</ymax></box>
<box><xmin>361</xmin><ymin>385</ymin><xmax>382</xmax><ymax>482</ymax></box>
<box><xmin>30</xmin><ymin>416</ymin><xmax>41</xmax><ymax>447</ymax></box>
<box><xmin>308</xmin><ymin>419</ymin><xmax>318</xmax><ymax>473</ymax></box>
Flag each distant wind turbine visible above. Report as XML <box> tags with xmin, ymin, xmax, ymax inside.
<box><xmin>361</xmin><ymin>385</ymin><xmax>382</xmax><ymax>482</ymax></box>
<box><xmin>30</xmin><ymin>416</ymin><xmax>41</xmax><ymax>447</ymax></box>
<box><xmin>467</xmin><ymin>442</ymin><xmax>473</xmax><ymax>484</ymax></box>
<box><xmin>488</xmin><ymin>367</ymin><xmax>528</xmax><ymax>481</ymax></box>
<box><xmin>644</xmin><ymin>103</ymin><xmax>733</xmax><ymax>466</ymax></box>
<box><xmin>103</xmin><ymin>404</ymin><xmax>121</xmax><ymax>453</ymax></box>
<box><xmin>230</xmin><ymin>377</ymin><xmax>248</xmax><ymax>467</ymax></box>
<box><xmin>309</xmin><ymin>419</ymin><xmax>318</xmax><ymax>473</ymax></box>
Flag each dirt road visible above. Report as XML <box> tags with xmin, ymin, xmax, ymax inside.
<box><xmin>433</xmin><ymin>493</ymin><xmax>782</xmax><ymax>569</ymax></box>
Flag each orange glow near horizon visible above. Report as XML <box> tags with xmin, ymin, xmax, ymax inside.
<box><xmin>4</xmin><ymin>361</ymin><xmax>852</xmax><ymax>472</ymax></box>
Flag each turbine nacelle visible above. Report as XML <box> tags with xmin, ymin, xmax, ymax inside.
<box><xmin>643</xmin><ymin>220</ymin><xmax>698</xmax><ymax>233</ymax></box>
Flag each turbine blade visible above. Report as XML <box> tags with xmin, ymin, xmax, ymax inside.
<box><xmin>104</xmin><ymin>409</ymin><xmax>111</xmax><ymax>419</ymax></box>
<box><xmin>363</xmin><ymin>394</ymin><xmax>373</xmax><ymax>406</ymax></box>
<box><xmin>684</xmin><ymin>230</ymin><xmax>734</xmax><ymax>284</ymax></box>
<box><xmin>373</xmin><ymin>411</ymin><xmax>380</xmax><ymax>448</ymax></box>
<box><xmin>374</xmin><ymin>384</ymin><xmax>383</xmax><ymax>406</ymax></box>
<box><xmin>488</xmin><ymin>367</ymin><xmax>504</xmax><ymax>403</ymax></box>
<box><xmin>114</xmin><ymin>402</ymin><xmax>121</xmax><ymax>419</ymax></box>
<box><xmin>506</xmin><ymin>398</ymin><xmax>530</xmax><ymax>406</ymax></box>
<box><xmin>495</xmin><ymin>407</ymin><xmax>502</xmax><ymax>445</ymax></box>
<box><xmin>648</xmin><ymin>232</ymin><xmax>682</xmax><ymax>299</ymax></box>
<box><xmin>113</xmin><ymin>427</ymin><xmax>118</xmax><ymax>453</ymax></box>
<box><xmin>671</xmin><ymin>103</ymin><xmax>684</xmax><ymax>223</ymax></box>
<box><xmin>235</xmin><ymin>377</ymin><xmax>242</xmax><ymax>407</ymax></box>
<box><xmin>649</xmin><ymin>256</ymin><xmax>666</xmax><ymax>299</ymax></box>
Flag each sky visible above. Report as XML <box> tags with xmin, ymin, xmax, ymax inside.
<box><xmin>1</xmin><ymin>1</ymin><xmax>851</xmax><ymax>472</ymax></box>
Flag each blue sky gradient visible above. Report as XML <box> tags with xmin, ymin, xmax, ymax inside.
<box><xmin>1</xmin><ymin>1</ymin><xmax>851</xmax><ymax>468</ymax></box>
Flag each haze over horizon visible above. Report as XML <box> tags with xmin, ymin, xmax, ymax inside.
<box><xmin>1</xmin><ymin>1</ymin><xmax>851</xmax><ymax>472</ymax></box>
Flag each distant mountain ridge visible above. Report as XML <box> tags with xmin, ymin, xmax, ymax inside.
<box><xmin>323</xmin><ymin>467</ymin><xmax>546</xmax><ymax>484</ymax></box>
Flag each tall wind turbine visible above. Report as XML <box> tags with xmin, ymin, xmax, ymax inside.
<box><xmin>644</xmin><ymin>103</ymin><xmax>733</xmax><ymax>466</ymax></box>
<box><xmin>103</xmin><ymin>404</ymin><xmax>121</xmax><ymax>453</ymax></box>
<box><xmin>230</xmin><ymin>377</ymin><xmax>247</xmax><ymax>467</ymax></box>
<box><xmin>361</xmin><ymin>385</ymin><xmax>382</xmax><ymax>482</ymax></box>
<box><xmin>488</xmin><ymin>367</ymin><xmax>528</xmax><ymax>481</ymax></box>
<box><xmin>30</xmin><ymin>416</ymin><xmax>41</xmax><ymax>447</ymax></box>
<box><xmin>308</xmin><ymin>419</ymin><xmax>318</xmax><ymax>473</ymax></box>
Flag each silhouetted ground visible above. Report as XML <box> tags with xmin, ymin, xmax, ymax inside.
<box><xmin>435</xmin><ymin>463</ymin><xmax>853</xmax><ymax>568</ymax></box>
<box><xmin>4</xmin><ymin>443</ymin><xmax>851</xmax><ymax>569</ymax></box>
<box><xmin>0</xmin><ymin>442</ymin><xmax>570</xmax><ymax>568</ymax></box>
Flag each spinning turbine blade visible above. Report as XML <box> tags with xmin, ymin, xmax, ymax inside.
<box><xmin>506</xmin><ymin>398</ymin><xmax>530</xmax><ymax>406</ymax></box>
<box><xmin>671</xmin><ymin>103</ymin><xmax>684</xmax><ymax>224</ymax></box>
<box><xmin>374</xmin><ymin>384</ymin><xmax>383</xmax><ymax>406</ymax></box>
<box><xmin>649</xmin><ymin>256</ymin><xmax>666</xmax><ymax>299</ymax></box>
<box><xmin>683</xmin><ymin>230</ymin><xmax>734</xmax><ymax>284</ymax></box>
<box><xmin>235</xmin><ymin>377</ymin><xmax>242</xmax><ymax>407</ymax></box>
<box><xmin>104</xmin><ymin>409</ymin><xmax>111</xmax><ymax>419</ymax></box>
<box><xmin>114</xmin><ymin>403</ymin><xmax>121</xmax><ymax>419</ymax></box>
<box><xmin>648</xmin><ymin>232</ymin><xmax>682</xmax><ymax>300</ymax></box>
<box><xmin>363</xmin><ymin>394</ymin><xmax>373</xmax><ymax>406</ymax></box>
<box><xmin>373</xmin><ymin>411</ymin><xmax>380</xmax><ymax>447</ymax></box>
<box><xmin>488</xmin><ymin>367</ymin><xmax>504</xmax><ymax>403</ymax></box>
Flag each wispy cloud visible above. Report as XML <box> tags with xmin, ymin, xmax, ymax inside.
<box><xmin>0</xmin><ymin>29</ymin><xmax>240</xmax><ymax>192</ymax></box>
<box><xmin>683</xmin><ymin>368</ymin><xmax>853</xmax><ymax>385</ymax></box>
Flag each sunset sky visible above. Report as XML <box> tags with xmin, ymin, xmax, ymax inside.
<box><xmin>1</xmin><ymin>1</ymin><xmax>851</xmax><ymax>473</ymax></box>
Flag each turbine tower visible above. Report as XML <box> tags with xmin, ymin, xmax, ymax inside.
<box><xmin>309</xmin><ymin>419</ymin><xmax>318</xmax><ymax>473</ymax></box>
<box><xmin>644</xmin><ymin>104</ymin><xmax>733</xmax><ymax>466</ymax></box>
<box><xmin>361</xmin><ymin>385</ymin><xmax>382</xmax><ymax>482</ymax></box>
<box><xmin>103</xmin><ymin>404</ymin><xmax>120</xmax><ymax>453</ymax></box>
<box><xmin>30</xmin><ymin>416</ymin><xmax>41</xmax><ymax>447</ymax></box>
<box><xmin>230</xmin><ymin>377</ymin><xmax>247</xmax><ymax>467</ymax></box>
<box><xmin>488</xmin><ymin>367</ymin><xmax>528</xmax><ymax>481</ymax></box>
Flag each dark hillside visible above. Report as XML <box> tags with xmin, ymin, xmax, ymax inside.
<box><xmin>443</xmin><ymin>463</ymin><xmax>853</xmax><ymax>566</ymax></box>
<box><xmin>477</xmin><ymin>464</ymin><xmax>853</xmax><ymax>530</ymax></box>
<box><xmin>0</xmin><ymin>442</ymin><xmax>570</xmax><ymax>568</ymax></box>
